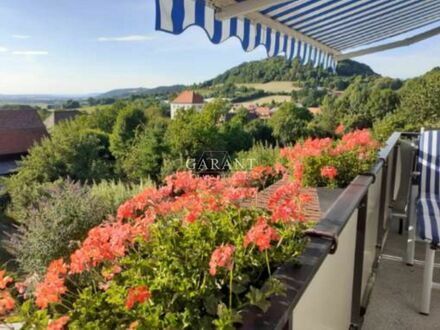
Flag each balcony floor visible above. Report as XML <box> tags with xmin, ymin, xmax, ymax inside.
<box><xmin>363</xmin><ymin>223</ymin><xmax>440</xmax><ymax>330</ymax></box>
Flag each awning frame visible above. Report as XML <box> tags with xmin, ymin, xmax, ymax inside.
<box><xmin>156</xmin><ymin>0</ymin><xmax>440</xmax><ymax>67</ymax></box>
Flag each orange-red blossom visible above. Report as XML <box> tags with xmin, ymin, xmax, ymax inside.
<box><xmin>126</xmin><ymin>286</ymin><xmax>152</xmax><ymax>310</ymax></box>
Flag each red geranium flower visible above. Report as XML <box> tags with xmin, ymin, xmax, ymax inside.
<box><xmin>69</xmin><ymin>221</ymin><xmax>140</xmax><ymax>274</ymax></box>
<box><xmin>47</xmin><ymin>315</ymin><xmax>69</xmax><ymax>330</ymax></box>
<box><xmin>268</xmin><ymin>181</ymin><xmax>310</xmax><ymax>223</ymax></box>
<box><xmin>0</xmin><ymin>270</ymin><xmax>13</xmax><ymax>289</ymax></box>
<box><xmin>244</xmin><ymin>217</ymin><xmax>280</xmax><ymax>251</ymax></box>
<box><xmin>0</xmin><ymin>291</ymin><xmax>15</xmax><ymax>316</ymax></box>
<box><xmin>34</xmin><ymin>259</ymin><xmax>68</xmax><ymax>309</ymax></box>
<box><xmin>321</xmin><ymin>166</ymin><xmax>338</xmax><ymax>180</ymax></box>
<box><xmin>229</xmin><ymin>171</ymin><xmax>249</xmax><ymax>187</ymax></box>
<box><xmin>209</xmin><ymin>244</ymin><xmax>235</xmax><ymax>276</ymax></box>
<box><xmin>126</xmin><ymin>286</ymin><xmax>151</xmax><ymax>310</ymax></box>
<box><xmin>335</xmin><ymin>124</ymin><xmax>345</xmax><ymax>135</ymax></box>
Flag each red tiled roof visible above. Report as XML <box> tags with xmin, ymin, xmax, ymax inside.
<box><xmin>0</xmin><ymin>109</ymin><xmax>48</xmax><ymax>156</ymax></box>
<box><xmin>171</xmin><ymin>90</ymin><xmax>204</xmax><ymax>104</ymax></box>
<box><xmin>255</xmin><ymin>106</ymin><xmax>271</xmax><ymax>118</ymax></box>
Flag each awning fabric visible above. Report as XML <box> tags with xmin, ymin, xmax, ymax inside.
<box><xmin>155</xmin><ymin>0</ymin><xmax>440</xmax><ymax>69</ymax></box>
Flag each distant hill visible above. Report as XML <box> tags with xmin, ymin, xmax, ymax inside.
<box><xmin>203</xmin><ymin>57</ymin><xmax>377</xmax><ymax>86</ymax></box>
<box><xmin>98</xmin><ymin>85</ymin><xmax>185</xmax><ymax>99</ymax></box>
<box><xmin>336</xmin><ymin>59</ymin><xmax>377</xmax><ymax>77</ymax></box>
<box><xmin>0</xmin><ymin>94</ymin><xmax>80</xmax><ymax>105</ymax></box>
<box><xmin>0</xmin><ymin>58</ymin><xmax>377</xmax><ymax>105</ymax></box>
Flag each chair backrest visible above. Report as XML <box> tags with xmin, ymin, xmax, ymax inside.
<box><xmin>391</xmin><ymin>139</ymin><xmax>416</xmax><ymax>212</ymax></box>
<box><xmin>417</xmin><ymin>130</ymin><xmax>440</xmax><ymax>197</ymax></box>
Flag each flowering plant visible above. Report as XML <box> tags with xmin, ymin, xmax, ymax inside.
<box><xmin>230</xmin><ymin>164</ymin><xmax>285</xmax><ymax>191</ymax></box>
<box><xmin>280</xmin><ymin>129</ymin><xmax>380</xmax><ymax>188</ymax></box>
<box><xmin>5</xmin><ymin>170</ymin><xmax>311</xmax><ymax>329</ymax></box>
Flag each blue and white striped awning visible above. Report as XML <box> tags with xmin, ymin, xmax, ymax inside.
<box><xmin>155</xmin><ymin>0</ymin><xmax>440</xmax><ymax>69</ymax></box>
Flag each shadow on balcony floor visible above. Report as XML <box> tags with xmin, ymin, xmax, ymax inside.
<box><xmin>363</xmin><ymin>228</ymin><xmax>440</xmax><ymax>330</ymax></box>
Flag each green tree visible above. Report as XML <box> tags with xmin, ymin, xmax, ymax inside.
<box><xmin>399</xmin><ymin>68</ymin><xmax>440</xmax><ymax>124</ymax></box>
<box><xmin>373</xmin><ymin>68</ymin><xmax>440</xmax><ymax>140</ymax></box>
<box><xmin>85</xmin><ymin>101</ymin><xmax>126</xmax><ymax>133</ymax></box>
<box><xmin>222</xmin><ymin>111</ymin><xmax>253</xmax><ymax>154</ymax></box>
<box><xmin>245</xmin><ymin>119</ymin><xmax>275</xmax><ymax>145</ymax></box>
<box><xmin>63</xmin><ymin>99</ymin><xmax>80</xmax><ymax>109</ymax></box>
<box><xmin>12</xmin><ymin>122</ymin><xmax>114</xmax><ymax>184</ymax></box>
<box><xmin>6</xmin><ymin>121</ymin><xmax>115</xmax><ymax>215</ymax></box>
<box><xmin>87</xmin><ymin>97</ymin><xmax>98</xmax><ymax>106</ymax></box>
<box><xmin>109</xmin><ymin>104</ymin><xmax>146</xmax><ymax>160</ymax></box>
<box><xmin>269</xmin><ymin>102</ymin><xmax>313</xmax><ymax>145</ymax></box>
<box><xmin>366</xmin><ymin>88</ymin><xmax>399</xmax><ymax>120</ymax></box>
<box><xmin>122</xmin><ymin>119</ymin><xmax>169</xmax><ymax>182</ymax></box>
<box><xmin>165</xmin><ymin>100</ymin><xmax>228</xmax><ymax>158</ymax></box>
<box><xmin>309</xmin><ymin>95</ymin><xmax>339</xmax><ymax>135</ymax></box>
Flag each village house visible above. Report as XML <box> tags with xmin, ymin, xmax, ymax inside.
<box><xmin>254</xmin><ymin>106</ymin><xmax>272</xmax><ymax>119</ymax></box>
<box><xmin>170</xmin><ymin>90</ymin><xmax>204</xmax><ymax>119</ymax></box>
<box><xmin>0</xmin><ymin>109</ymin><xmax>48</xmax><ymax>176</ymax></box>
<box><xmin>44</xmin><ymin>109</ymin><xmax>80</xmax><ymax>130</ymax></box>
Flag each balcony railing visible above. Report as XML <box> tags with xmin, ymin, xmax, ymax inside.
<box><xmin>240</xmin><ymin>132</ymin><xmax>406</xmax><ymax>329</ymax></box>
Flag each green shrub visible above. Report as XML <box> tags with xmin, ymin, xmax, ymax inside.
<box><xmin>90</xmin><ymin>179</ymin><xmax>153</xmax><ymax>216</ymax></box>
<box><xmin>109</xmin><ymin>104</ymin><xmax>146</xmax><ymax>160</ymax></box>
<box><xmin>269</xmin><ymin>102</ymin><xmax>313</xmax><ymax>145</ymax></box>
<box><xmin>5</xmin><ymin>121</ymin><xmax>115</xmax><ymax>199</ymax></box>
<box><xmin>0</xmin><ymin>184</ymin><xmax>10</xmax><ymax>213</ymax></box>
<box><xmin>5</xmin><ymin>181</ymin><xmax>51</xmax><ymax>222</ymax></box>
<box><xmin>233</xmin><ymin>142</ymin><xmax>281</xmax><ymax>170</ymax></box>
<box><xmin>120</xmin><ymin>119</ymin><xmax>169</xmax><ymax>183</ymax></box>
<box><xmin>12</xmin><ymin>180</ymin><xmax>108</xmax><ymax>275</ymax></box>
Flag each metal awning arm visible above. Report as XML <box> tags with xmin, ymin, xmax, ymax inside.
<box><xmin>337</xmin><ymin>25</ymin><xmax>440</xmax><ymax>60</ymax></box>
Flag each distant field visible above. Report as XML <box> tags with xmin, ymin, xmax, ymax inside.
<box><xmin>237</xmin><ymin>81</ymin><xmax>300</xmax><ymax>93</ymax></box>
<box><xmin>0</xmin><ymin>101</ymin><xmax>50</xmax><ymax>107</ymax></box>
<box><xmin>237</xmin><ymin>95</ymin><xmax>291</xmax><ymax>106</ymax></box>
<box><xmin>80</xmin><ymin>104</ymin><xmax>113</xmax><ymax>113</ymax></box>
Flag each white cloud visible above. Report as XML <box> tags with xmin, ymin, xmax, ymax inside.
<box><xmin>12</xmin><ymin>50</ymin><xmax>48</xmax><ymax>56</ymax></box>
<box><xmin>12</xmin><ymin>34</ymin><xmax>30</xmax><ymax>39</ymax></box>
<box><xmin>97</xmin><ymin>35</ymin><xmax>154</xmax><ymax>42</ymax></box>
<box><xmin>0</xmin><ymin>47</ymin><xmax>8</xmax><ymax>52</ymax></box>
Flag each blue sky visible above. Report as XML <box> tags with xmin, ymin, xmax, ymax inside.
<box><xmin>0</xmin><ymin>0</ymin><xmax>439</xmax><ymax>94</ymax></box>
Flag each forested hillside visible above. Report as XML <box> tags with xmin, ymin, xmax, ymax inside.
<box><xmin>203</xmin><ymin>58</ymin><xmax>376</xmax><ymax>87</ymax></box>
<box><xmin>98</xmin><ymin>84</ymin><xmax>185</xmax><ymax>99</ymax></box>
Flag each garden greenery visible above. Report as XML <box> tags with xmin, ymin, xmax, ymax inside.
<box><xmin>1</xmin><ymin>168</ymin><xmax>312</xmax><ymax>329</ymax></box>
<box><xmin>12</xmin><ymin>179</ymin><xmax>153</xmax><ymax>276</ymax></box>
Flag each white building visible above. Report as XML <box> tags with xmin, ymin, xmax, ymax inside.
<box><xmin>170</xmin><ymin>90</ymin><xmax>204</xmax><ymax>119</ymax></box>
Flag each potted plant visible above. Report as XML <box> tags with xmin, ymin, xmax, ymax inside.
<box><xmin>279</xmin><ymin>127</ymin><xmax>380</xmax><ymax>213</ymax></box>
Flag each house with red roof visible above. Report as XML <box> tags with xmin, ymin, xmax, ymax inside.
<box><xmin>170</xmin><ymin>90</ymin><xmax>204</xmax><ymax>119</ymax></box>
<box><xmin>0</xmin><ymin>108</ymin><xmax>48</xmax><ymax>176</ymax></box>
<box><xmin>254</xmin><ymin>106</ymin><xmax>272</xmax><ymax>119</ymax></box>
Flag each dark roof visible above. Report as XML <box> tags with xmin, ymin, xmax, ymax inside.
<box><xmin>171</xmin><ymin>90</ymin><xmax>204</xmax><ymax>104</ymax></box>
<box><xmin>0</xmin><ymin>109</ymin><xmax>48</xmax><ymax>157</ymax></box>
<box><xmin>44</xmin><ymin>110</ymin><xmax>80</xmax><ymax>129</ymax></box>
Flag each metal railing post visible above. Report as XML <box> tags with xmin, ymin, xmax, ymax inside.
<box><xmin>389</xmin><ymin>144</ymin><xmax>399</xmax><ymax>204</ymax></box>
<box><xmin>350</xmin><ymin>194</ymin><xmax>368</xmax><ymax>329</ymax></box>
<box><xmin>376</xmin><ymin>155</ymin><xmax>389</xmax><ymax>253</ymax></box>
